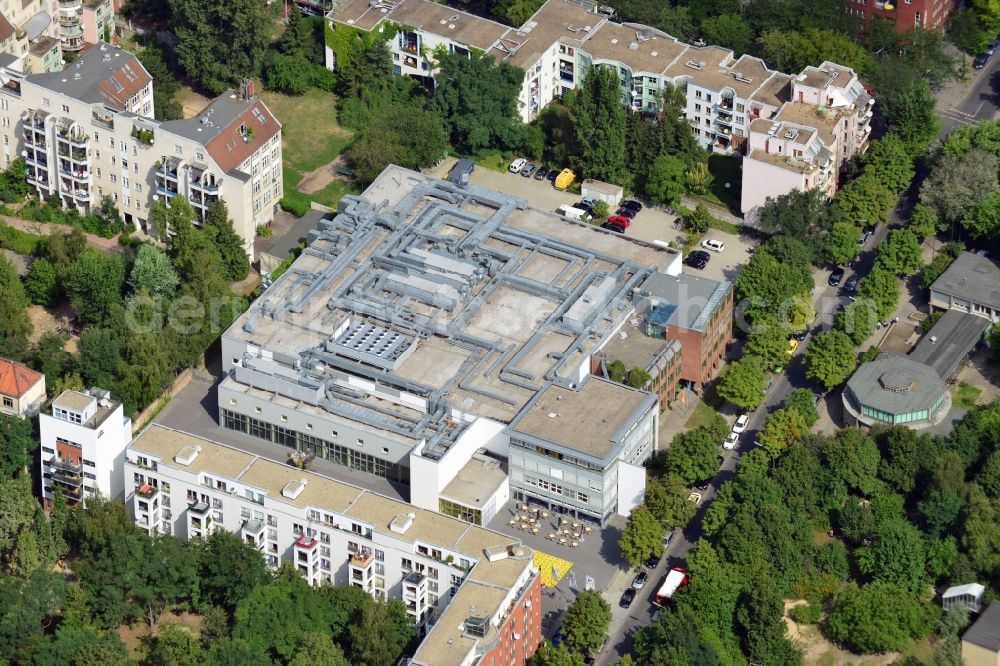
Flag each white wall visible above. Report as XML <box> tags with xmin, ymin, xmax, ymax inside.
<box><xmin>616</xmin><ymin>460</ymin><xmax>646</xmax><ymax>517</ymax></box>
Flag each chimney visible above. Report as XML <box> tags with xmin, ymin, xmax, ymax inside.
<box><xmin>240</xmin><ymin>78</ymin><xmax>255</xmax><ymax>100</ymax></box>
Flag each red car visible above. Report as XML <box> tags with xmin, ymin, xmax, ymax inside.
<box><xmin>607</xmin><ymin>214</ymin><xmax>631</xmax><ymax>228</ymax></box>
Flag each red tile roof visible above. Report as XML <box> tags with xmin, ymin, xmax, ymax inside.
<box><xmin>0</xmin><ymin>14</ymin><xmax>16</xmax><ymax>43</ymax></box>
<box><xmin>0</xmin><ymin>357</ymin><xmax>43</xmax><ymax>398</ymax></box>
<box><xmin>99</xmin><ymin>55</ymin><xmax>151</xmax><ymax>110</ymax></box>
<box><xmin>205</xmin><ymin>99</ymin><xmax>281</xmax><ymax>174</ymax></box>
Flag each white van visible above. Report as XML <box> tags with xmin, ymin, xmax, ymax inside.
<box><xmin>508</xmin><ymin>158</ymin><xmax>527</xmax><ymax>173</ymax></box>
<box><xmin>556</xmin><ymin>204</ymin><xmax>591</xmax><ymax>222</ymax></box>
<box><xmin>701</xmin><ymin>238</ymin><xmax>725</xmax><ymax>252</ymax></box>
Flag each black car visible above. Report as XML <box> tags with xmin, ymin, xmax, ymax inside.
<box><xmin>828</xmin><ymin>267</ymin><xmax>845</xmax><ymax>286</ymax></box>
<box><xmin>843</xmin><ymin>274</ymin><xmax>859</xmax><ymax>295</ymax></box>
<box><xmin>601</xmin><ymin>222</ymin><xmax>626</xmax><ymax>233</ymax></box>
<box><xmin>534</xmin><ymin>167</ymin><xmax>549</xmax><ymax>180</ymax></box>
<box><xmin>619</xmin><ymin>588</ymin><xmax>636</xmax><ymax>608</ymax></box>
<box><xmin>974</xmin><ymin>53</ymin><xmax>989</xmax><ymax>70</ymax></box>
<box><xmin>643</xmin><ymin>552</ymin><xmax>662</xmax><ymax>569</ymax></box>
<box><xmin>547</xmin><ymin>169</ymin><xmax>558</xmax><ymax>182</ymax></box>
<box><xmin>575</xmin><ymin>202</ymin><xmax>594</xmax><ymax>216</ymax></box>
<box><xmin>621</xmin><ymin>200</ymin><xmax>643</xmax><ymax>213</ymax></box>
<box><xmin>615</xmin><ymin>207</ymin><xmax>637</xmax><ymax>219</ymax></box>
<box><xmin>684</xmin><ymin>255</ymin><xmax>708</xmax><ymax>269</ymax></box>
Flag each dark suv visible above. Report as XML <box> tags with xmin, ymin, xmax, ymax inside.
<box><xmin>828</xmin><ymin>267</ymin><xmax>845</xmax><ymax>286</ymax></box>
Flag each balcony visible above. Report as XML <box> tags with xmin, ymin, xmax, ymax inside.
<box><xmin>26</xmin><ymin>174</ymin><xmax>49</xmax><ymax>187</ymax></box>
<box><xmin>189</xmin><ymin>500</ymin><xmax>210</xmax><ymax>515</ymax></box>
<box><xmin>352</xmin><ymin>551</ymin><xmax>374</xmax><ymax>568</ymax></box>
<box><xmin>136</xmin><ymin>483</ymin><xmax>159</xmax><ymax>500</ymax></box>
<box><xmin>91</xmin><ymin>112</ymin><xmax>113</xmax><ymax>129</ymax></box>
<box><xmin>156</xmin><ymin>185</ymin><xmax>178</xmax><ymax>197</ymax></box>
<box><xmin>25</xmin><ymin>154</ymin><xmax>47</xmax><ymax>167</ymax></box>
<box><xmin>73</xmin><ymin>189</ymin><xmax>90</xmax><ymax>201</ymax></box>
<box><xmin>718</xmin><ymin>97</ymin><xmax>733</xmax><ymax>111</ymax></box>
<box><xmin>49</xmin><ymin>457</ymin><xmax>82</xmax><ymax>474</ymax></box>
<box><xmin>295</xmin><ymin>534</ymin><xmax>318</xmax><ymax>550</ymax></box>
<box><xmin>60</xmin><ymin>167</ymin><xmax>89</xmax><ymax>181</ymax></box>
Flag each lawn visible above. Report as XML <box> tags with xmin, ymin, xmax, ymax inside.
<box><xmin>282</xmin><ymin>166</ymin><xmax>356</xmax><ymax>209</ymax></box>
<box><xmin>952</xmin><ymin>381</ymin><xmax>983</xmax><ymax>411</ymax></box>
<box><xmin>260</xmin><ymin>89</ymin><xmax>353</xmax><ymax>175</ymax></box>
<box><xmin>684</xmin><ymin>401</ymin><xmax>720</xmax><ymax>430</ymax></box>
<box><xmin>696</xmin><ymin>155</ymin><xmax>742</xmax><ymax>214</ymax></box>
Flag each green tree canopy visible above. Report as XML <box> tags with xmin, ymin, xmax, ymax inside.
<box><xmin>834</xmin><ymin>173</ymin><xmax>898</xmax><ymax>226</ymax></box>
<box><xmin>758</xmin><ymin>408</ymin><xmax>808</xmax><ymax>457</ymax></box>
<box><xmin>745</xmin><ymin>317</ymin><xmax>791</xmax><ymax>372</ymax></box>
<box><xmin>784</xmin><ymin>389</ymin><xmax>820</xmax><ymax>428</ymax></box>
<box><xmin>25</xmin><ymin>257</ymin><xmax>57</xmax><ymax>306</ymax></box>
<box><xmin>619</xmin><ymin>505</ymin><xmax>663</xmax><ymax>569</ymax></box>
<box><xmin>875</xmin><ymin>229</ymin><xmax>923</xmax><ymax>276</ymax></box>
<box><xmin>431</xmin><ymin>54</ymin><xmax>525</xmax><ymax>153</ymax></box>
<box><xmin>197</xmin><ymin>530</ymin><xmax>271</xmax><ymax>613</ymax></box>
<box><xmin>0</xmin><ymin>254</ymin><xmax>32</xmax><ymax>359</ymax></box>
<box><xmin>646</xmin><ymin>153</ymin><xmax>687</xmax><ymax>206</ymax></box>
<box><xmin>718</xmin><ymin>357</ymin><xmax>768</xmax><ymax>410</ymax></box>
<box><xmin>129</xmin><ymin>244</ymin><xmax>179</xmax><ymax>298</ymax></box>
<box><xmin>570</xmin><ymin>66</ymin><xmax>629</xmax><ymax>185</ymax></box>
<box><xmin>826</xmin><ymin>221</ymin><xmax>860</xmax><ymax>267</ymax></box>
<box><xmin>863</xmin><ymin>133</ymin><xmax>915</xmax><ymax>193</ymax></box>
<box><xmin>204</xmin><ymin>200</ymin><xmax>250</xmax><ymax>282</ymax></box>
<box><xmin>825</xmin><ymin>581</ymin><xmax>935</xmax><ymax>653</ymax></box>
<box><xmin>561</xmin><ymin>590</ymin><xmax>612</xmax><ymax>655</ymax></box>
<box><xmin>349</xmin><ymin>105</ymin><xmax>449</xmax><ymax>185</ymax></box>
<box><xmin>664</xmin><ymin>427</ymin><xmax>722</xmax><ymax>484</ymax></box>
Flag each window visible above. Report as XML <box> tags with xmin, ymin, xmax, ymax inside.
<box><xmin>401</xmin><ymin>558</ymin><xmax>413</xmax><ymax>571</ymax></box>
<box><xmin>61</xmin><ymin>104</ymin><xmax>69</xmax><ymax>113</ymax></box>
<box><xmin>2</xmin><ymin>396</ymin><xmax>12</xmax><ymax>409</ymax></box>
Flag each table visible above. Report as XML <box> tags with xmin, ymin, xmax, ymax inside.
<box><xmin>548</xmin><ymin>533</ymin><xmax>556</xmax><ymax>540</ymax></box>
<box><xmin>508</xmin><ymin>519</ymin><xmax>516</xmax><ymax>527</ymax></box>
<box><xmin>540</xmin><ymin>512</ymin><xmax>549</xmax><ymax>519</ymax></box>
<box><xmin>532</xmin><ymin>527</ymin><xmax>539</xmax><ymax>534</ymax></box>
<box><xmin>558</xmin><ymin>538</ymin><xmax>567</xmax><ymax>545</ymax></box>
<box><xmin>584</xmin><ymin>526</ymin><xmax>592</xmax><ymax>534</ymax></box>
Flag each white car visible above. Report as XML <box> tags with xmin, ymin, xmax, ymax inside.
<box><xmin>723</xmin><ymin>432</ymin><xmax>739</xmax><ymax>450</ymax></box>
<box><xmin>732</xmin><ymin>414</ymin><xmax>749</xmax><ymax>434</ymax></box>
<box><xmin>701</xmin><ymin>238</ymin><xmax>725</xmax><ymax>252</ymax></box>
<box><xmin>508</xmin><ymin>158</ymin><xmax>527</xmax><ymax>173</ymax></box>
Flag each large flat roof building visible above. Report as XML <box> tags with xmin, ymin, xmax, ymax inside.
<box><xmin>930</xmin><ymin>252</ymin><xmax>1000</xmax><ymax>323</ymax></box>
<box><xmin>219</xmin><ymin>165</ymin><xmax>729</xmax><ymax>525</ymax></box>
<box><xmin>843</xmin><ymin>354</ymin><xmax>951</xmax><ymax>430</ymax></box>
<box><xmin>124</xmin><ymin>424</ymin><xmax>541</xmax><ymax>666</ymax></box>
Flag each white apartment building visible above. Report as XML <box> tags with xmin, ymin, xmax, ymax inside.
<box><xmin>0</xmin><ymin>44</ymin><xmax>282</xmax><ymax>254</ymax></box>
<box><xmin>124</xmin><ymin>424</ymin><xmax>541</xmax><ymax>663</ymax></box>
<box><xmin>0</xmin><ymin>0</ymin><xmax>65</xmax><ymax>71</ymax></box>
<box><xmin>328</xmin><ymin>0</ymin><xmax>873</xmax><ymax>216</ymax></box>
<box><xmin>39</xmin><ymin>387</ymin><xmax>133</xmax><ymax>507</ymax></box>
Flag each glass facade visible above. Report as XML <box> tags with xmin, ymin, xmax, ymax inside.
<box><xmin>438</xmin><ymin>498</ymin><xmax>482</xmax><ymax>525</ymax></box>
<box><xmin>858</xmin><ymin>390</ymin><xmax>946</xmax><ymax>425</ymax></box>
<box><xmin>221</xmin><ymin>409</ymin><xmax>408</xmax><ymax>483</ymax></box>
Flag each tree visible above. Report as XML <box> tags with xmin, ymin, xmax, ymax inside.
<box><xmin>570</xmin><ymin>66</ymin><xmax>629</xmax><ymax>184</ymax></box>
<box><xmin>432</xmin><ymin>53</ymin><xmax>525</xmax><ymax>153</ymax></box>
<box><xmin>804</xmin><ymin>331</ymin><xmax>857</xmax><ymax>391</ymax></box>
<box><xmin>633</xmin><ymin>603</ymin><xmax>721</xmax><ymax>666</ymax></box>
<box><xmin>642</xmin><ymin>474</ymin><xmax>697</xmax><ymax>529</ymax></box>
<box><xmin>263</xmin><ymin>52</ymin><xmax>335</xmax><ymax>95</ymax></box>
<box><xmin>757</xmin><ymin>28</ymin><xmax>874</xmax><ymax>75</ymax></box>
<box><xmin>949</xmin><ymin>7</ymin><xmax>992</xmax><ymax>53</ymax></box>
<box><xmin>757</xmin><ymin>408</ymin><xmax>808</xmax><ymax>457</ymax></box>
<box><xmin>857</xmin><ymin>267</ymin><xmax>901</xmax><ymax>319</ymax></box>
<box><xmin>918</xmin><ymin>489</ymin><xmax>963</xmax><ymax>538</ymax></box>
<box><xmin>736</xmin><ymin>577</ymin><xmax>802</xmax><ymax>665</ymax></box>
<box><xmin>169</xmin><ymin>0</ymin><xmax>271</xmax><ymax>94</ymax></box>
<box><xmin>619</xmin><ymin>505</ymin><xmax>662</xmax><ymax>569</ymax></box>
<box><xmin>701</xmin><ymin>14</ymin><xmax>753</xmax><ymax>55</ymax></box>
<box><xmin>961</xmin><ymin>486</ymin><xmax>1000</xmax><ymax>576</ymax></box>
<box><xmin>664</xmin><ymin>428</ymin><xmax>722</xmax><ymax>484</ymax></box>
<box><xmin>825</xmin><ymin>582</ymin><xmax>935</xmax><ymax>653</ymax></box>
<box><xmin>348</xmin><ymin>599</ymin><xmax>414</xmax><ymax>666</ymax></box>
<box><xmin>197</xmin><ymin>530</ymin><xmax>271</xmax><ymax>613</ymax></box>
<box><xmin>136</xmin><ymin>45</ymin><xmax>185</xmax><ymax>121</ymax></box>
<box><xmin>493</xmin><ymin>0</ymin><xmax>545</xmax><ymax>26</ymax></box>
<box><xmin>745</xmin><ymin>317</ymin><xmax>790</xmax><ymax>371</ymax></box>
<box><xmin>349</xmin><ymin>105</ymin><xmax>448</xmax><ymax>185</ymax></box>
<box><xmin>962</xmin><ymin>190</ymin><xmax>1000</xmax><ymax>240</ymax></box>
<box><xmin>129</xmin><ymin>244</ymin><xmax>179</xmax><ymax>298</ymax></box>
<box><xmin>144</xmin><ymin>622</ymin><xmax>204</xmax><ymax>666</ymax></box>
<box><xmin>875</xmin><ymin>229</ymin><xmax>923</xmax><ymax>276</ymax></box>
<box><xmin>718</xmin><ymin>356</ymin><xmax>767</xmax><ymax>410</ymax></box>
<box><xmin>65</xmin><ymin>250</ymin><xmax>125</xmax><ymax>326</ymax></box>
<box><xmin>561</xmin><ymin>590</ymin><xmax>612</xmax><ymax>655</ymax></box>
<box><xmin>646</xmin><ymin>153</ymin><xmax>687</xmax><ymax>205</ymax></box>
<box><xmin>909</xmin><ymin>203</ymin><xmax>939</xmax><ymax>239</ymax></box>
<box><xmin>921</xmin><ymin>150</ymin><xmax>999</xmax><ymax>228</ymax></box>
<box><xmin>826</xmin><ymin>221</ymin><xmax>860</xmax><ymax>267</ymax></box>
<box><xmin>856</xmin><ymin>519</ymin><xmax>927</xmax><ymax>591</ymax></box>
<box><xmin>833</xmin><ymin>173</ymin><xmax>897</xmax><ymax>226</ymax></box>
<box><xmin>289</xmin><ymin>633</ymin><xmax>349</xmax><ymax>666</ymax></box>
<box><xmin>25</xmin><ymin>257</ymin><xmax>57</xmax><ymax>305</ymax></box>
<box><xmin>94</xmin><ymin>194</ymin><xmax>125</xmax><ymax>236</ymax></box>
<box><xmin>529</xmin><ymin>641</ymin><xmax>585</xmax><ymax>666</ymax></box>
<box><xmin>734</xmin><ymin>249</ymin><xmax>812</xmax><ymax>323</ymax></box>
<box><xmin>757</xmin><ymin>188</ymin><xmax>833</xmax><ymax>239</ymax></box>
<box><xmin>877</xmin><ymin>427</ymin><xmax>935</xmax><ymax>495</ymax></box>
<box><xmin>28</xmin><ymin>623</ymin><xmax>132</xmax><ymax>665</ymax></box>
<box><xmin>0</xmin><ymin>414</ymin><xmax>36</xmax><ymax>479</ymax></box>
<box><xmin>977</xmin><ymin>449</ymin><xmax>1000</xmax><ymax>498</ymax></box>
<box><xmin>685</xmin><ymin>161</ymin><xmax>712</xmax><ymax>195</ymax></box>
<box><xmin>30</xmin><ymin>330</ymin><xmax>75</xmax><ymax>385</ymax></box>
<box><xmin>0</xmin><ymin>254</ymin><xmax>31</xmax><ymax>360</ymax></box>
<box><xmin>864</xmin><ymin>134</ymin><xmax>915</xmax><ymax>194</ymax></box>
<box><xmin>823</xmin><ymin>429</ymin><xmax>882</xmax><ymax>496</ymax></box>
<box><xmin>0</xmin><ymin>568</ymin><xmax>65</xmax><ymax>661</ymax></box>
<box><xmin>784</xmin><ymin>388</ymin><xmax>820</xmax><ymax>428</ymax></box>
<box><xmin>878</xmin><ymin>77</ymin><xmax>941</xmax><ymax>154</ymax></box>
<box><xmin>204</xmin><ymin>200</ymin><xmax>250</xmax><ymax>282</ymax></box>
<box><xmin>0</xmin><ymin>158</ymin><xmax>31</xmax><ymax>202</ymax></box>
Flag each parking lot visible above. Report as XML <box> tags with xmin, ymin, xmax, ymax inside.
<box><xmin>429</xmin><ymin>158</ymin><xmax>751</xmax><ymax>284</ymax></box>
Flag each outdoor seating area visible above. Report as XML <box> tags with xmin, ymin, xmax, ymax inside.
<box><xmin>506</xmin><ymin>503</ymin><xmax>592</xmax><ymax>549</ymax></box>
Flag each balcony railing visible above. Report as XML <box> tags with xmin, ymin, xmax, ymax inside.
<box><xmin>49</xmin><ymin>457</ymin><xmax>82</xmax><ymax>473</ymax></box>
<box><xmin>136</xmin><ymin>483</ymin><xmax>159</xmax><ymax>499</ymax></box>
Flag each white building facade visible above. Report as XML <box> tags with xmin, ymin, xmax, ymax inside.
<box><xmin>39</xmin><ymin>387</ymin><xmax>132</xmax><ymax>507</ymax></box>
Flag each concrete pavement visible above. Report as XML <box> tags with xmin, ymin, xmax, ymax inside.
<box><xmin>935</xmin><ymin>52</ymin><xmax>1000</xmax><ymax>134</ymax></box>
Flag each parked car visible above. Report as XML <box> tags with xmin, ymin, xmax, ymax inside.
<box><xmin>701</xmin><ymin>238</ymin><xmax>725</xmax><ymax>253</ymax></box>
<box><xmin>858</xmin><ymin>230</ymin><xmax>871</xmax><ymax>246</ymax></box>
<box><xmin>988</xmin><ymin>41</ymin><xmax>997</xmax><ymax>56</ymax></box>
<box><xmin>620</xmin><ymin>200</ymin><xmax>643</xmax><ymax>213</ymax></box>
<box><xmin>661</xmin><ymin>530</ymin><xmax>674</xmax><ymax>549</ymax></box>
<box><xmin>787</xmin><ymin>338</ymin><xmax>799</xmax><ymax>356</ymax></box>
<box><xmin>607</xmin><ymin>214</ymin><xmax>631</xmax><ymax>228</ymax></box>
<box><xmin>791</xmin><ymin>329</ymin><xmax>808</xmax><ymax>342</ymax></box>
<box><xmin>723</xmin><ymin>432</ymin><xmax>739</xmax><ymax>450</ymax></box>
<box><xmin>508</xmin><ymin>158</ymin><xmax>527</xmax><ymax>173</ymax></box>
<box><xmin>974</xmin><ymin>53</ymin><xmax>989</xmax><ymax>69</ymax></box>
<box><xmin>644</xmin><ymin>551</ymin><xmax>662</xmax><ymax>569</ymax></box>
<box><xmin>547</xmin><ymin>169</ymin><xmax>558</xmax><ymax>182</ymax></box>
<box><xmin>615</xmin><ymin>207</ymin><xmax>637</xmax><ymax>219</ymax></box>
<box><xmin>521</xmin><ymin>164</ymin><xmax>537</xmax><ymax>178</ymax></box>
<box><xmin>575</xmin><ymin>201</ymin><xmax>595</xmax><ymax>216</ymax></box>
<box><xmin>687</xmin><ymin>492</ymin><xmax>702</xmax><ymax>505</ymax></box>
<box><xmin>619</xmin><ymin>588</ymin><xmax>637</xmax><ymax>608</ymax></box>
<box><xmin>632</xmin><ymin>572</ymin><xmax>649</xmax><ymax>589</ymax></box>
<box><xmin>732</xmin><ymin>414</ymin><xmax>749</xmax><ymax>433</ymax></box>
<box><xmin>828</xmin><ymin>267</ymin><xmax>845</xmax><ymax>286</ymax></box>
<box><xmin>601</xmin><ymin>222</ymin><xmax>626</xmax><ymax>233</ymax></box>
<box><xmin>534</xmin><ymin>167</ymin><xmax>549</xmax><ymax>180</ymax></box>
<box><xmin>843</xmin><ymin>274</ymin><xmax>859</xmax><ymax>295</ymax></box>
<box><xmin>581</xmin><ymin>196</ymin><xmax>598</xmax><ymax>209</ymax></box>
<box><xmin>684</xmin><ymin>254</ymin><xmax>708</xmax><ymax>269</ymax></box>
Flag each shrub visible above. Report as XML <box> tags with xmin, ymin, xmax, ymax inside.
<box><xmin>791</xmin><ymin>602</ymin><xmax>821</xmax><ymax>625</ymax></box>
<box><xmin>0</xmin><ymin>222</ymin><xmax>42</xmax><ymax>255</ymax></box>
<box><xmin>279</xmin><ymin>196</ymin><xmax>310</xmax><ymax>217</ymax></box>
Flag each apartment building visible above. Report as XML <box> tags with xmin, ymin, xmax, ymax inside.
<box><xmin>327</xmin><ymin>0</ymin><xmax>873</xmax><ymax>215</ymax></box>
<box><xmin>0</xmin><ymin>356</ymin><xmax>45</xmax><ymax>417</ymax></box>
<box><xmin>38</xmin><ymin>387</ymin><xmax>132</xmax><ymax>507</ymax></box>
<box><xmin>124</xmin><ymin>424</ymin><xmax>542</xmax><ymax>665</ymax></box>
<box><xmin>0</xmin><ymin>0</ymin><xmax>62</xmax><ymax>72</ymax></box>
<box><xmin>846</xmin><ymin>0</ymin><xmax>959</xmax><ymax>32</ymax></box>
<box><xmin>219</xmin><ymin>166</ymin><xmax>698</xmax><ymax>526</ymax></box>
<box><xmin>80</xmin><ymin>0</ymin><xmax>114</xmax><ymax>46</ymax></box>
<box><xmin>0</xmin><ymin>44</ymin><xmax>282</xmax><ymax>254</ymax></box>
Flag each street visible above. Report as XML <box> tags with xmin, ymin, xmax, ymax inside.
<box><xmin>936</xmin><ymin>53</ymin><xmax>1000</xmax><ymax>133</ymax></box>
